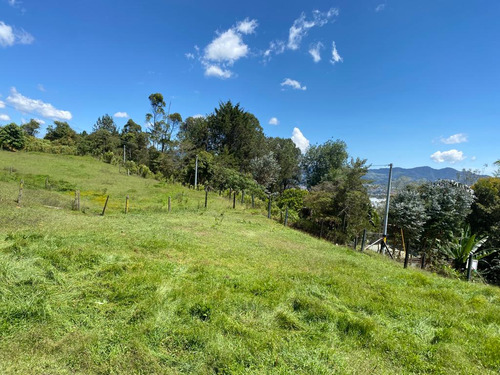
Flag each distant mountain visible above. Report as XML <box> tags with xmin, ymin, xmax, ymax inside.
<box><xmin>365</xmin><ymin>166</ymin><xmax>489</xmax><ymax>196</ymax></box>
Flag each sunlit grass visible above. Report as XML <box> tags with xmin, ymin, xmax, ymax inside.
<box><xmin>0</xmin><ymin>150</ymin><xmax>499</xmax><ymax>374</ymax></box>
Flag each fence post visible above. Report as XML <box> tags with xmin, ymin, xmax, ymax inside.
<box><xmin>125</xmin><ymin>195</ymin><xmax>129</xmax><ymax>214</ymax></box>
<box><xmin>467</xmin><ymin>254</ymin><xmax>474</xmax><ymax>281</ymax></box>
<box><xmin>420</xmin><ymin>252</ymin><xmax>426</xmax><ymax>269</ymax></box>
<box><xmin>233</xmin><ymin>192</ymin><xmax>236</xmax><ymax>209</ymax></box>
<box><xmin>168</xmin><ymin>196</ymin><xmax>171</xmax><ymax>212</ymax></box>
<box><xmin>353</xmin><ymin>237</ymin><xmax>357</xmax><ymax>250</ymax></box>
<box><xmin>267</xmin><ymin>195</ymin><xmax>272</xmax><ymax>219</ymax></box>
<box><xmin>360</xmin><ymin>229</ymin><xmax>366</xmax><ymax>251</ymax></box>
<box><xmin>284</xmin><ymin>207</ymin><xmax>288</xmax><ymax>226</ymax></box>
<box><xmin>16</xmin><ymin>179</ymin><xmax>24</xmax><ymax>205</ymax></box>
<box><xmin>101</xmin><ymin>195</ymin><xmax>110</xmax><ymax>216</ymax></box>
<box><xmin>205</xmin><ymin>189</ymin><xmax>208</xmax><ymax>208</ymax></box>
<box><xmin>73</xmin><ymin>190</ymin><xmax>81</xmax><ymax>211</ymax></box>
<box><xmin>404</xmin><ymin>240</ymin><xmax>410</xmax><ymax>269</ymax></box>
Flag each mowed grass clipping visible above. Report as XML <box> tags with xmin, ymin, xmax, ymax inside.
<box><xmin>0</xmin><ymin>151</ymin><xmax>499</xmax><ymax>374</ymax></box>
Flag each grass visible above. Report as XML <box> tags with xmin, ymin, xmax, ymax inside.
<box><xmin>0</xmin><ymin>150</ymin><xmax>499</xmax><ymax>374</ymax></box>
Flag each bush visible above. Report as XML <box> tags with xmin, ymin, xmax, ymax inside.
<box><xmin>0</xmin><ymin>123</ymin><xmax>26</xmax><ymax>151</ymax></box>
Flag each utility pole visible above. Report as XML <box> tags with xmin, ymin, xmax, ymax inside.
<box><xmin>381</xmin><ymin>163</ymin><xmax>393</xmax><ymax>255</ymax></box>
<box><xmin>194</xmin><ymin>154</ymin><xmax>198</xmax><ymax>189</ymax></box>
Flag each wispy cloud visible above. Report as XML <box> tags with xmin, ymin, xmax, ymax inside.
<box><xmin>263</xmin><ymin>40</ymin><xmax>286</xmax><ymax>62</ymax></box>
<box><xmin>0</xmin><ymin>100</ymin><xmax>5</xmax><ymax>108</ymax></box>
<box><xmin>330</xmin><ymin>41</ymin><xmax>343</xmax><ymax>64</ymax></box>
<box><xmin>308</xmin><ymin>42</ymin><xmax>323</xmax><ymax>63</ymax></box>
<box><xmin>375</xmin><ymin>4</ymin><xmax>386</xmax><ymax>12</ymax></box>
<box><xmin>0</xmin><ymin>21</ymin><xmax>33</xmax><ymax>47</ymax></box>
<box><xmin>37</xmin><ymin>84</ymin><xmax>46</xmax><ymax>92</ymax></box>
<box><xmin>113</xmin><ymin>112</ymin><xmax>129</xmax><ymax>118</ymax></box>
<box><xmin>236</xmin><ymin>18</ymin><xmax>258</xmax><ymax>35</ymax></box>
<box><xmin>291</xmin><ymin>127</ymin><xmax>310</xmax><ymax>153</ymax></box>
<box><xmin>430</xmin><ymin>149</ymin><xmax>465</xmax><ymax>163</ymax></box>
<box><xmin>0</xmin><ymin>114</ymin><xmax>10</xmax><ymax>121</ymax></box>
<box><xmin>268</xmin><ymin>117</ymin><xmax>279</xmax><ymax>125</ymax></box>
<box><xmin>6</xmin><ymin>87</ymin><xmax>72</xmax><ymax>121</ymax></box>
<box><xmin>288</xmin><ymin>8</ymin><xmax>339</xmax><ymax>50</ymax></box>
<box><xmin>441</xmin><ymin>133</ymin><xmax>467</xmax><ymax>144</ymax></box>
<box><xmin>281</xmin><ymin>78</ymin><xmax>307</xmax><ymax>91</ymax></box>
<box><xmin>185</xmin><ymin>52</ymin><xmax>195</xmax><ymax>59</ymax></box>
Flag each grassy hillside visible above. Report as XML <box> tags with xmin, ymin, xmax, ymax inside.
<box><xmin>1</xmin><ymin>151</ymin><xmax>499</xmax><ymax>374</ymax></box>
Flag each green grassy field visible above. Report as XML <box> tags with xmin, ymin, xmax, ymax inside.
<box><xmin>0</xmin><ymin>151</ymin><xmax>499</xmax><ymax>374</ymax></box>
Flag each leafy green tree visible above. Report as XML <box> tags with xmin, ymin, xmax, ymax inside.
<box><xmin>93</xmin><ymin>114</ymin><xmax>118</xmax><ymax>134</ymax></box>
<box><xmin>146</xmin><ymin>93</ymin><xmax>169</xmax><ymax>152</ymax></box>
<box><xmin>0</xmin><ymin>123</ymin><xmax>26</xmax><ymax>150</ymax></box>
<box><xmin>120</xmin><ymin>119</ymin><xmax>149</xmax><ymax>164</ymax></box>
<box><xmin>469</xmin><ymin>177</ymin><xmax>500</xmax><ymax>284</ymax></box>
<box><xmin>302</xmin><ymin>139</ymin><xmax>348</xmax><ymax>188</ymax></box>
<box><xmin>205</xmin><ymin>101</ymin><xmax>266</xmax><ymax>172</ymax></box>
<box><xmin>44</xmin><ymin>121</ymin><xmax>77</xmax><ymax>145</ymax></box>
<box><xmin>266</xmin><ymin>137</ymin><xmax>301</xmax><ymax>191</ymax></box>
<box><xmin>389</xmin><ymin>185</ymin><xmax>428</xmax><ymax>245</ymax></box>
<box><xmin>250</xmin><ymin>152</ymin><xmax>281</xmax><ymax>192</ymax></box>
<box><xmin>179</xmin><ymin>116</ymin><xmax>209</xmax><ymax>151</ymax></box>
<box><xmin>21</xmin><ymin>119</ymin><xmax>41</xmax><ymax>137</ymax></box>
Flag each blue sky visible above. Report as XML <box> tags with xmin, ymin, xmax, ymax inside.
<box><xmin>1</xmin><ymin>0</ymin><xmax>499</xmax><ymax>173</ymax></box>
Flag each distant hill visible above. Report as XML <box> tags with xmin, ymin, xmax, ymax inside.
<box><xmin>366</xmin><ymin>166</ymin><xmax>489</xmax><ymax>196</ymax></box>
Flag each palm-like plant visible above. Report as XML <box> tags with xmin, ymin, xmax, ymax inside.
<box><xmin>438</xmin><ymin>226</ymin><xmax>495</xmax><ymax>271</ymax></box>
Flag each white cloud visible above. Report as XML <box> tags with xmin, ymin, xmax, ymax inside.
<box><xmin>430</xmin><ymin>149</ymin><xmax>465</xmax><ymax>164</ymax></box>
<box><xmin>37</xmin><ymin>83</ymin><xmax>46</xmax><ymax>92</ymax></box>
<box><xmin>291</xmin><ymin>127</ymin><xmax>310</xmax><ymax>153</ymax></box>
<box><xmin>204</xmin><ymin>65</ymin><xmax>233</xmax><ymax>79</ymax></box>
<box><xmin>8</xmin><ymin>0</ymin><xmax>19</xmax><ymax>6</ymax></box>
<box><xmin>268</xmin><ymin>117</ymin><xmax>279</xmax><ymax>125</ymax></box>
<box><xmin>204</xmin><ymin>29</ymin><xmax>249</xmax><ymax>64</ymax></box>
<box><xmin>330</xmin><ymin>41</ymin><xmax>343</xmax><ymax>64</ymax></box>
<box><xmin>192</xmin><ymin>114</ymin><xmax>205</xmax><ymax>119</ymax></box>
<box><xmin>441</xmin><ymin>133</ymin><xmax>467</xmax><ymax>144</ymax></box>
<box><xmin>281</xmin><ymin>78</ymin><xmax>307</xmax><ymax>91</ymax></box>
<box><xmin>263</xmin><ymin>40</ymin><xmax>286</xmax><ymax>61</ymax></box>
<box><xmin>185</xmin><ymin>52</ymin><xmax>195</xmax><ymax>59</ymax></box>
<box><xmin>0</xmin><ymin>114</ymin><xmax>11</xmax><ymax>121</ymax></box>
<box><xmin>471</xmin><ymin>156</ymin><xmax>477</xmax><ymax>161</ymax></box>
<box><xmin>375</xmin><ymin>4</ymin><xmax>386</xmax><ymax>12</ymax></box>
<box><xmin>288</xmin><ymin>8</ymin><xmax>339</xmax><ymax>50</ymax></box>
<box><xmin>34</xmin><ymin>118</ymin><xmax>45</xmax><ymax>124</ymax></box>
<box><xmin>200</xmin><ymin>19</ymin><xmax>257</xmax><ymax>79</ymax></box>
<box><xmin>6</xmin><ymin>87</ymin><xmax>72</xmax><ymax>121</ymax></box>
<box><xmin>236</xmin><ymin>18</ymin><xmax>258</xmax><ymax>35</ymax></box>
<box><xmin>113</xmin><ymin>112</ymin><xmax>129</xmax><ymax>118</ymax></box>
<box><xmin>0</xmin><ymin>21</ymin><xmax>33</xmax><ymax>47</ymax></box>
<box><xmin>0</xmin><ymin>100</ymin><xmax>5</xmax><ymax>108</ymax></box>
<box><xmin>309</xmin><ymin>42</ymin><xmax>323</xmax><ymax>63</ymax></box>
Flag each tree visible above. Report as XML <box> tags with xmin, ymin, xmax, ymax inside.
<box><xmin>21</xmin><ymin>119</ymin><xmax>41</xmax><ymax>137</ymax></box>
<box><xmin>302</xmin><ymin>139</ymin><xmax>348</xmax><ymax>188</ymax></box>
<box><xmin>205</xmin><ymin>101</ymin><xmax>266</xmax><ymax>172</ymax></box>
<box><xmin>146</xmin><ymin>93</ymin><xmax>168</xmax><ymax>152</ymax></box>
<box><xmin>44</xmin><ymin>121</ymin><xmax>77</xmax><ymax>145</ymax></box>
<box><xmin>250</xmin><ymin>152</ymin><xmax>281</xmax><ymax>192</ymax></box>
<box><xmin>178</xmin><ymin>116</ymin><xmax>209</xmax><ymax>151</ymax></box>
<box><xmin>93</xmin><ymin>114</ymin><xmax>117</xmax><ymax>134</ymax></box>
<box><xmin>469</xmin><ymin>177</ymin><xmax>500</xmax><ymax>284</ymax></box>
<box><xmin>0</xmin><ymin>123</ymin><xmax>26</xmax><ymax>150</ymax></box>
<box><xmin>266</xmin><ymin>137</ymin><xmax>301</xmax><ymax>191</ymax></box>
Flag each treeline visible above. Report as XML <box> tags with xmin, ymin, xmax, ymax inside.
<box><xmin>0</xmin><ymin>94</ymin><xmax>372</xmax><ymax>245</ymax></box>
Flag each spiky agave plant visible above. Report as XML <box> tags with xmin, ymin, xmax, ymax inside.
<box><xmin>438</xmin><ymin>226</ymin><xmax>496</xmax><ymax>271</ymax></box>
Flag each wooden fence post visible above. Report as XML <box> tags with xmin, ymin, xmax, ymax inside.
<box><xmin>267</xmin><ymin>196</ymin><xmax>272</xmax><ymax>219</ymax></box>
<box><xmin>73</xmin><ymin>190</ymin><xmax>80</xmax><ymax>211</ymax></box>
<box><xmin>420</xmin><ymin>252</ymin><xmax>426</xmax><ymax>269</ymax></box>
<box><xmin>125</xmin><ymin>195</ymin><xmax>129</xmax><ymax>214</ymax></box>
<box><xmin>205</xmin><ymin>189</ymin><xmax>208</xmax><ymax>208</ymax></box>
<box><xmin>101</xmin><ymin>195</ymin><xmax>110</xmax><ymax>216</ymax></box>
<box><xmin>404</xmin><ymin>240</ymin><xmax>410</xmax><ymax>269</ymax></box>
<box><xmin>467</xmin><ymin>254</ymin><xmax>474</xmax><ymax>281</ymax></box>
<box><xmin>16</xmin><ymin>179</ymin><xmax>24</xmax><ymax>205</ymax></box>
<box><xmin>360</xmin><ymin>229</ymin><xmax>366</xmax><ymax>251</ymax></box>
<box><xmin>284</xmin><ymin>207</ymin><xmax>289</xmax><ymax>226</ymax></box>
<box><xmin>353</xmin><ymin>237</ymin><xmax>357</xmax><ymax>250</ymax></box>
<box><xmin>168</xmin><ymin>196</ymin><xmax>171</xmax><ymax>212</ymax></box>
<box><xmin>233</xmin><ymin>191</ymin><xmax>236</xmax><ymax>209</ymax></box>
